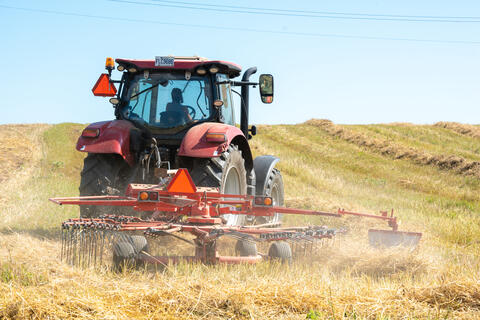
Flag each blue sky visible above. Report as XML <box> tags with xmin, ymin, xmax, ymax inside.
<box><xmin>1</xmin><ymin>0</ymin><xmax>479</xmax><ymax>125</ymax></box>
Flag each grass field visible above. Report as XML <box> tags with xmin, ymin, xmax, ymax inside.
<box><xmin>0</xmin><ymin>121</ymin><xmax>479</xmax><ymax>319</ymax></box>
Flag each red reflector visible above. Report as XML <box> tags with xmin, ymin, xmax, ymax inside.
<box><xmin>82</xmin><ymin>128</ymin><xmax>99</xmax><ymax>138</ymax></box>
<box><xmin>92</xmin><ymin>73</ymin><xmax>117</xmax><ymax>97</ymax></box>
<box><xmin>148</xmin><ymin>192</ymin><xmax>159</xmax><ymax>201</ymax></box>
<box><xmin>254</xmin><ymin>196</ymin><xmax>273</xmax><ymax>206</ymax></box>
<box><xmin>167</xmin><ymin>169</ymin><xmax>197</xmax><ymax>193</ymax></box>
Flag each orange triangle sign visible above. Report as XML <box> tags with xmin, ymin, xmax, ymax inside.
<box><xmin>92</xmin><ymin>73</ymin><xmax>117</xmax><ymax>97</ymax></box>
<box><xmin>167</xmin><ymin>169</ymin><xmax>197</xmax><ymax>193</ymax></box>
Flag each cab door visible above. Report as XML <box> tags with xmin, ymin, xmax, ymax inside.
<box><xmin>216</xmin><ymin>74</ymin><xmax>235</xmax><ymax>125</ymax></box>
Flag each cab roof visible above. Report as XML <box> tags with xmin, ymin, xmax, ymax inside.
<box><xmin>116</xmin><ymin>56</ymin><xmax>242</xmax><ymax>78</ymax></box>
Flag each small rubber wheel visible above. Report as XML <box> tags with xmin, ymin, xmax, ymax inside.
<box><xmin>235</xmin><ymin>239</ymin><xmax>258</xmax><ymax>256</ymax></box>
<box><xmin>113</xmin><ymin>241</ymin><xmax>135</xmax><ymax>271</ymax></box>
<box><xmin>268</xmin><ymin>241</ymin><xmax>292</xmax><ymax>263</ymax></box>
<box><xmin>129</xmin><ymin>235</ymin><xmax>149</xmax><ymax>254</ymax></box>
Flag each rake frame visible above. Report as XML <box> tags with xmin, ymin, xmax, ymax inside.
<box><xmin>51</xmin><ymin>169</ymin><xmax>421</xmax><ymax>266</ymax></box>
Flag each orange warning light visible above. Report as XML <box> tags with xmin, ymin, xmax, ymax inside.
<box><xmin>105</xmin><ymin>57</ymin><xmax>115</xmax><ymax>69</ymax></box>
<box><xmin>263</xmin><ymin>197</ymin><xmax>272</xmax><ymax>206</ymax></box>
<box><xmin>167</xmin><ymin>169</ymin><xmax>197</xmax><ymax>193</ymax></box>
<box><xmin>92</xmin><ymin>73</ymin><xmax>117</xmax><ymax>97</ymax></box>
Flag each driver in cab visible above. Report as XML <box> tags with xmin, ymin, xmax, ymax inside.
<box><xmin>165</xmin><ymin>88</ymin><xmax>193</xmax><ymax>122</ymax></box>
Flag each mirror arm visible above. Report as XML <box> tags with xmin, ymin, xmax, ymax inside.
<box><xmin>231</xmin><ymin>81</ymin><xmax>258</xmax><ymax>86</ymax></box>
<box><xmin>215</xmin><ymin>81</ymin><xmax>258</xmax><ymax>86</ymax></box>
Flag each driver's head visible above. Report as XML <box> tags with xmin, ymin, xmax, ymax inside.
<box><xmin>171</xmin><ymin>88</ymin><xmax>183</xmax><ymax>103</ymax></box>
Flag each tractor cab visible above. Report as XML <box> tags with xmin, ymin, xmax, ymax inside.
<box><xmin>94</xmin><ymin>56</ymin><xmax>273</xmax><ymax>136</ymax></box>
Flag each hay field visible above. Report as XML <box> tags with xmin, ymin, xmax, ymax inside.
<box><xmin>0</xmin><ymin>121</ymin><xmax>479</xmax><ymax>319</ymax></box>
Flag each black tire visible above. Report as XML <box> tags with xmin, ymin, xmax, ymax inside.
<box><xmin>188</xmin><ymin>144</ymin><xmax>247</xmax><ymax>226</ymax></box>
<box><xmin>258</xmin><ymin>168</ymin><xmax>284</xmax><ymax>225</ymax></box>
<box><xmin>235</xmin><ymin>239</ymin><xmax>258</xmax><ymax>256</ymax></box>
<box><xmin>79</xmin><ymin>153</ymin><xmax>132</xmax><ymax>218</ymax></box>
<box><xmin>112</xmin><ymin>241</ymin><xmax>135</xmax><ymax>271</ymax></box>
<box><xmin>129</xmin><ymin>235</ymin><xmax>149</xmax><ymax>254</ymax></box>
<box><xmin>268</xmin><ymin>241</ymin><xmax>292</xmax><ymax>263</ymax></box>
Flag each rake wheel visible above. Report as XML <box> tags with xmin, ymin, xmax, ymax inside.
<box><xmin>129</xmin><ymin>235</ymin><xmax>149</xmax><ymax>254</ymax></box>
<box><xmin>235</xmin><ymin>239</ymin><xmax>258</xmax><ymax>256</ymax></box>
<box><xmin>268</xmin><ymin>241</ymin><xmax>292</xmax><ymax>263</ymax></box>
<box><xmin>113</xmin><ymin>241</ymin><xmax>136</xmax><ymax>271</ymax></box>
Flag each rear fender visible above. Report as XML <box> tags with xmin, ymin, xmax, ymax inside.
<box><xmin>178</xmin><ymin>122</ymin><xmax>253</xmax><ymax>171</ymax></box>
<box><xmin>76</xmin><ymin>120</ymin><xmax>136</xmax><ymax>166</ymax></box>
<box><xmin>253</xmin><ymin>155</ymin><xmax>280</xmax><ymax>195</ymax></box>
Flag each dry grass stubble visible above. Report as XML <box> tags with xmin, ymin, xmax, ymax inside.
<box><xmin>1</xmin><ymin>123</ymin><xmax>480</xmax><ymax>319</ymax></box>
<box><xmin>2</xmin><ymin>232</ymin><xmax>465</xmax><ymax>319</ymax></box>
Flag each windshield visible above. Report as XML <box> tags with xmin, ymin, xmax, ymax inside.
<box><xmin>122</xmin><ymin>73</ymin><xmax>212</xmax><ymax>129</ymax></box>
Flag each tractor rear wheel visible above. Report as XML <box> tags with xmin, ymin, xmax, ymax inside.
<box><xmin>189</xmin><ymin>145</ymin><xmax>248</xmax><ymax>226</ymax></box>
<box><xmin>79</xmin><ymin>153</ymin><xmax>132</xmax><ymax>218</ymax></box>
<box><xmin>257</xmin><ymin>168</ymin><xmax>284</xmax><ymax>225</ymax></box>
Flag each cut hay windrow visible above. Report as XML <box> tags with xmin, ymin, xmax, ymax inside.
<box><xmin>306</xmin><ymin>119</ymin><xmax>480</xmax><ymax>179</ymax></box>
<box><xmin>434</xmin><ymin>121</ymin><xmax>480</xmax><ymax>139</ymax></box>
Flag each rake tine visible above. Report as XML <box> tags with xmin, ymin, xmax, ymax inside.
<box><xmin>65</xmin><ymin>229</ymin><xmax>69</xmax><ymax>264</ymax></box>
<box><xmin>79</xmin><ymin>229</ymin><xmax>84</xmax><ymax>267</ymax></box>
<box><xmin>93</xmin><ymin>230</ymin><xmax>98</xmax><ymax>267</ymax></box>
<box><xmin>61</xmin><ymin>228</ymin><xmax>65</xmax><ymax>262</ymax></box>
<box><xmin>71</xmin><ymin>229</ymin><xmax>75</xmax><ymax>266</ymax></box>
<box><xmin>69</xmin><ymin>228</ymin><xmax>74</xmax><ymax>266</ymax></box>
<box><xmin>67</xmin><ymin>229</ymin><xmax>72</xmax><ymax>265</ymax></box>
<box><xmin>87</xmin><ymin>229</ymin><xmax>92</xmax><ymax>267</ymax></box>
<box><xmin>100</xmin><ymin>230</ymin><xmax>105</xmax><ymax>266</ymax></box>
<box><xmin>82</xmin><ymin>229</ymin><xmax>87</xmax><ymax>267</ymax></box>
<box><xmin>87</xmin><ymin>229</ymin><xmax>91</xmax><ymax>267</ymax></box>
<box><xmin>77</xmin><ymin>229</ymin><xmax>82</xmax><ymax>267</ymax></box>
<box><xmin>83</xmin><ymin>229</ymin><xmax>88</xmax><ymax>267</ymax></box>
<box><xmin>91</xmin><ymin>230</ymin><xmax>96</xmax><ymax>267</ymax></box>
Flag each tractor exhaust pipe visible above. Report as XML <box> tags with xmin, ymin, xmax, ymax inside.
<box><xmin>240</xmin><ymin>67</ymin><xmax>257</xmax><ymax>138</ymax></box>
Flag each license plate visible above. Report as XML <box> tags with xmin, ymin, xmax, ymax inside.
<box><xmin>155</xmin><ymin>56</ymin><xmax>175</xmax><ymax>67</ymax></box>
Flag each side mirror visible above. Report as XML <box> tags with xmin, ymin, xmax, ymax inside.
<box><xmin>259</xmin><ymin>74</ymin><xmax>274</xmax><ymax>104</ymax></box>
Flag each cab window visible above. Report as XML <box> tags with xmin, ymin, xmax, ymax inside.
<box><xmin>216</xmin><ymin>74</ymin><xmax>235</xmax><ymax>125</ymax></box>
<box><xmin>123</xmin><ymin>73</ymin><xmax>212</xmax><ymax>129</ymax></box>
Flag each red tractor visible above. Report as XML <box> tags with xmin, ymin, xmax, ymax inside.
<box><xmin>77</xmin><ymin>56</ymin><xmax>283</xmax><ymax>226</ymax></box>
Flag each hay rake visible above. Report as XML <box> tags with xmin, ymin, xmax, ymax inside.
<box><xmin>51</xmin><ymin>169</ymin><xmax>422</xmax><ymax>268</ymax></box>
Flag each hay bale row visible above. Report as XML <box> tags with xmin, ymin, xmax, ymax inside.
<box><xmin>434</xmin><ymin>121</ymin><xmax>480</xmax><ymax>139</ymax></box>
<box><xmin>306</xmin><ymin>119</ymin><xmax>480</xmax><ymax>179</ymax></box>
